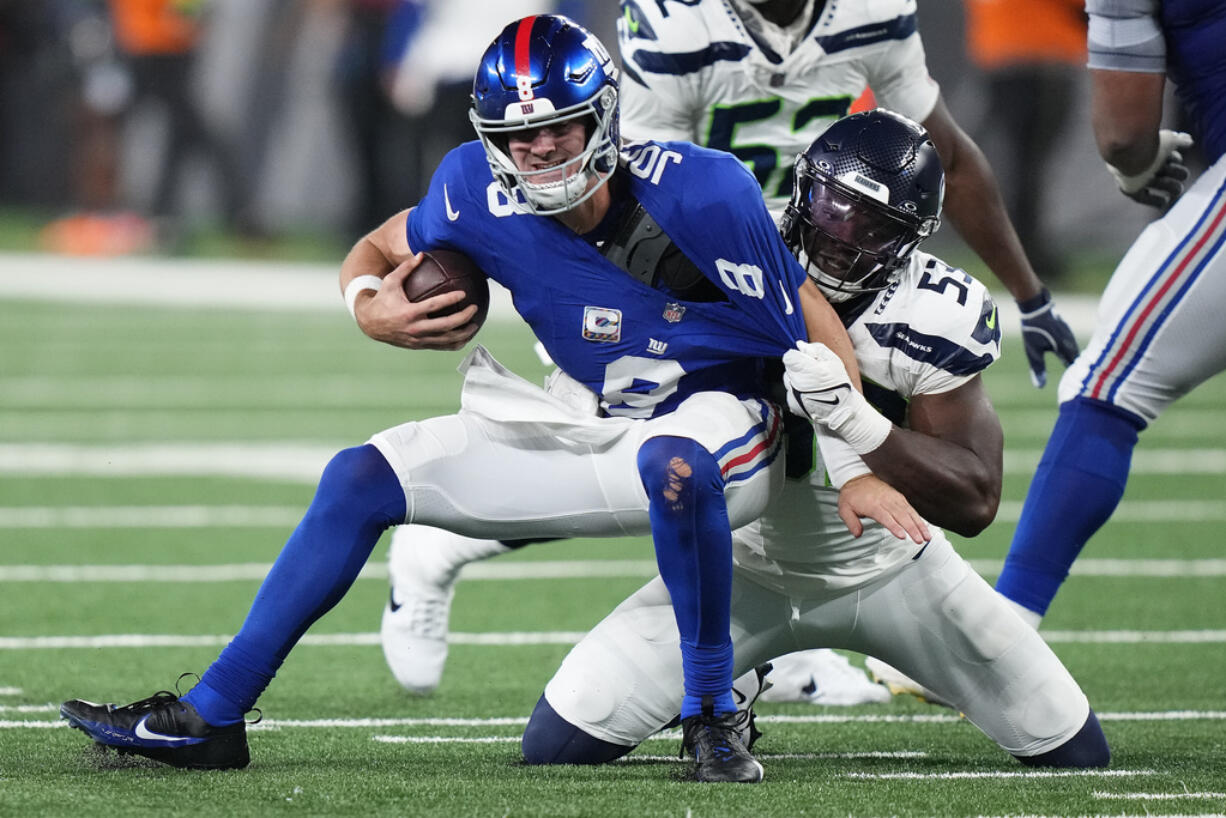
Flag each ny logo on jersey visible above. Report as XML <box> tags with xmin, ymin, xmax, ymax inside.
<box><xmin>646</xmin><ymin>338</ymin><xmax>668</xmax><ymax>355</ymax></box>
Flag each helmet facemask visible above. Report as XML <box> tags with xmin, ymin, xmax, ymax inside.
<box><xmin>469</xmin><ymin>87</ymin><xmax>618</xmax><ymax>215</ymax></box>
<box><xmin>782</xmin><ymin>108</ymin><xmax>945</xmax><ymax>303</ymax></box>
<box><xmin>785</xmin><ymin>157</ymin><xmax>936</xmax><ymax>302</ymax></box>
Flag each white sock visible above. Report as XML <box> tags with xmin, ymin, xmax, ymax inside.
<box><xmin>1000</xmin><ymin>593</ymin><xmax>1043</xmax><ymax>630</ymax></box>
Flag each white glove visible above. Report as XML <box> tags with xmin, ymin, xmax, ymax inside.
<box><xmin>782</xmin><ymin>341</ymin><xmax>892</xmax><ymax>454</ymax></box>
<box><xmin>1106</xmin><ymin>130</ymin><xmax>1194</xmax><ymax>210</ymax></box>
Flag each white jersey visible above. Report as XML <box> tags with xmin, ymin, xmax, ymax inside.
<box><xmin>617</xmin><ymin>0</ymin><xmax>941</xmax><ymax>220</ymax></box>
<box><xmin>733</xmin><ymin>251</ymin><xmax>1002</xmax><ymax>594</ymax></box>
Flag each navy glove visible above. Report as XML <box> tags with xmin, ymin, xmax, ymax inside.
<box><xmin>1018</xmin><ymin>289</ymin><xmax>1079</xmax><ymax>389</ymax></box>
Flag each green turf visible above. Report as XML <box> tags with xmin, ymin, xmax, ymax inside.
<box><xmin>2</xmin><ymin>294</ymin><xmax>1225</xmax><ymax>817</ymax></box>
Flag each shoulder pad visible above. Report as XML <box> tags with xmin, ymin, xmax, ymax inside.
<box><xmin>860</xmin><ymin>252</ymin><xmax>1000</xmax><ymax>378</ymax></box>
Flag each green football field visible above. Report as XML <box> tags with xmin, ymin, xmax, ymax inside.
<box><xmin>1</xmin><ymin>267</ymin><xmax>1224</xmax><ymax>817</ymax></box>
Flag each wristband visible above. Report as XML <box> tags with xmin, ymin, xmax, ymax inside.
<box><xmin>829</xmin><ymin>390</ymin><xmax>893</xmax><ymax>455</ymax></box>
<box><xmin>344</xmin><ymin>275</ymin><xmax>384</xmax><ymax>319</ymax></box>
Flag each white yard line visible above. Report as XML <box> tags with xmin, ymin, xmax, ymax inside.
<box><xmin>3</xmin><ymin>630</ymin><xmax>1226</xmax><ymax>651</ymax></box>
<box><xmin>4</xmin><ymin>443</ymin><xmax>1226</xmax><ymax>482</ymax></box>
<box><xmin>846</xmin><ymin>769</ymin><xmax>1154</xmax><ymax>780</ymax></box>
<box><xmin>1093</xmin><ymin>792</ymin><xmax>1226</xmax><ymax>800</ymax></box>
<box><xmin>2</xmin><ymin>558</ymin><xmax>1224</xmax><ymax>583</ymax></box>
<box><xmin>9</xmin><ymin>711</ymin><xmax>1224</xmax><ymax>726</ymax></box>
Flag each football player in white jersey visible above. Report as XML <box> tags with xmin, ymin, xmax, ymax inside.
<box><xmin>519</xmin><ymin>110</ymin><xmax>1110</xmax><ymax>771</ymax></box>
<box><xmin>380</xmin><ymin>0</ymin><xmax>1080</xmax><ymax>704</ymax></box>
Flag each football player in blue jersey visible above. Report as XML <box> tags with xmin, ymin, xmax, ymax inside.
<box><xmin>519</xmin><ymin>109</ymin><xmax>1110</xmax><ymax>771</ymax></box>
<box><xmin>59</xmin><ymin>14</ymin><xmax>927</xmax><ymax>784</ymax></box>
<box><xmin>991</xmin><ymin>0</ymin><xmax>1226</xmax><ymax>629</ymax></box>
<box><xmin>381</xmin><ymin>0</ymin><xmax>1085</xmax><ymax>706</ymax></box>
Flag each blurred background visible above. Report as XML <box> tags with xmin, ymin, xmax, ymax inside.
<box><xmin>0</xmin><ymin>0</ymin><xmax>1193</xmax><ymax>285</ymax></box>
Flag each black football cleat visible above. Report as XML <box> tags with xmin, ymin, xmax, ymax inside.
<box><xmin>60</xmin><ymin>689</ymin><xmax>250</xmax><ymax>770</ymax></box>
<box><xmin>680</xmin><ymin>696</ymin><xmax>765</xmax><ymax>783</ymax></box>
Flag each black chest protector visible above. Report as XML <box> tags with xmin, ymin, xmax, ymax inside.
<box><xmin>600</xmin><ymin>200</ymin><xmax>728</xmax><ymax>303</ymax></box>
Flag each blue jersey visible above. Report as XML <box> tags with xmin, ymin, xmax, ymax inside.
<box><xmin>407</xmin><ymin>140</ymin><xmax>809</xmax><ymax>418</ymax></box>
<box><xmin>1163</xmin><ymin>0</ymin><xmax>1226</xmax><ymax>163</ymax></box>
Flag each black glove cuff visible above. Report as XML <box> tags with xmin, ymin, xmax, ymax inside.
<box><xmin>1017</xmin><ymin>288</ymin><xmax>1052</xmax><ymax>315</ymax></box>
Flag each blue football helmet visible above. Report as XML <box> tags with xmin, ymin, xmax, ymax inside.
<box><xmin>470</xmin><ymin>14</ymin><xmax>620</xmax><ymax>215</ymax></box>
<box><xmin>782</xmin><ymin>109</ymin><xmax>944</xmax><ymax>303</ymax></box>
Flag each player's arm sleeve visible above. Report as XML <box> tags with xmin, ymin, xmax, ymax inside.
<box><xmin>816</xmin><ymin>430</ymin><xmax>872</xmax><ymax>489</ymax></box>
<box><xmin>1086</xmin><ymin>0</ymin><xmax>1166</xmax><ymax>73</ymax></box>
<box><xmin>864</xmin><ymin>30</ymin><xmax>941</xmax><ymax>125</ymax></box>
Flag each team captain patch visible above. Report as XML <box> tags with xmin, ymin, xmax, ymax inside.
<box><xmin>583</xmin><ymin>306</ymin><xmax>623</xmax><ymax>342</ymax></box>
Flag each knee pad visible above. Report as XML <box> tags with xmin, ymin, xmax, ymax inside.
<box><xmin>521</xmin><ymin>695</ymin><xmax>634</xmax><ymax>765</ymax></box>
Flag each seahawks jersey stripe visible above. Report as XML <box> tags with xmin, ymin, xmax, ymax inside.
<box><xmin>815</xmin><ymin>14</ymin><xmax>917</xmax><ymax>56</ymax></box>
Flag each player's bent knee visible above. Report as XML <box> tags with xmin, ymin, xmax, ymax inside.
<box><xmin>309</xmin><ymin>444</ymin><xmax>405</xmax><ymax>530</ymax></box>
<box><xmin>521</xmin><ymin>695</ymin><xmax>635</xmax><ymax>765</ymax></box>
<box><xmin>1015</xmin><ymin>710</ymin><xmax>1110</xmax><ymax>768</ymax></box>
<box><xmin>636</xmin><ymin>436</ymin><xmax>720</xmax><ymax>509</ymax></box>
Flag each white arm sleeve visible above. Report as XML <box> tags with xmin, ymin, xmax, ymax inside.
<box><xmin>815</xmin><ymin>426</ymin><xmax>872</xmax><ymax>489</ymax></box>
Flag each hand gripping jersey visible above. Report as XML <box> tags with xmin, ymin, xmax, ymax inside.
<box><xmin>407</xmin><ymin>139</ymin><xmax>808</xmax><ymax>419</ymax></box>
<box><xmin>734</xmin><ymin>250</ymin><xmax>1002</xmax><ymax>594</ymax></box>
<box><xmin>617</xmin><ymin>0</ymin><xmax>941</xmax><ymax>219</ymax></box>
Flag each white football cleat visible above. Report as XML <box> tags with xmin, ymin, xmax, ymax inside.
<box><xmin>381</xmin><ymin>525</ymin><xmax>509</xmax><ymax>694</ymax></box>
<box><xmin>863</xmin><ymin>656</ymin><xmax>955</xmax><ymax>709</ymax></box>
<box><xmin>757</xmin><ymin>650</ymin><xmax>891</xmax><ymax>706</ymax></box>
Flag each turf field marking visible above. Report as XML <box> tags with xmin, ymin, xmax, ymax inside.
<box><xmin>6</xmin><ymin>501</ymin><xmax>1226</xmax><ymax>530</ymax></box>
<box><xmin>6</xmin><ymin>711</ymin><xmax>1225</xmax><ymax>727</ymax></box>
<box><xmin>5</xmin><ymin>443</ymin><xmax>1226</xmax><ymax>480</ymax></box>
<box><xmin>1093</xmin><ymin>791</ymin><xmax>1226</xmax><ymax>800</ymax></box>
<box><xmin>3</xmin><ymin>558</ymin><xmax>1225</xmax><ymax>582</ymax></box>
<box><xmin>0</xmin><ymin>686</ymin><xmax>21</xmax><ymax>695</ymax></box>
<box><xmin>846</xmin><ymin>769</ymin><xmax>1154</xmax><ymax>780</ymax></box>
<box><xmin>4</xmin><ymin>631</ymin><xmax>1226</xmax><ymax>650</ymax></box>
<box><xmin>372</xmin><ymin>736</ymin><xmax>519</xmax><ymax>744</ymax></box>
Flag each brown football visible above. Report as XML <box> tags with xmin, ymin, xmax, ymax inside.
<box><xmin>403</xmin><ymin>249</ymin><xmax>490</xmax><ymax>328</ymax></box>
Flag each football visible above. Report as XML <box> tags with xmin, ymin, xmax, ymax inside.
<box><xmin>403</xmin><ymin>249</ymin><xmax>490</xmax><ymax>328</ymax></box>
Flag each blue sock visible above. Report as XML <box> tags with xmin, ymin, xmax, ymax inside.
<box><xmin>521</xmin><ymin>695</ymin><xmax>634</xmax><ymax>764</ymax></box>
<box><xmin>996</xmin><ymin>398</ymin><xmax>1145</xmax><ymax>616</ymax></box>
<box><xmin>184</xmin><ymin>445</ymin><xmax>405</xmax><ymax>725</ymax></box>
<box><xmin>637</xmin><ymin>436</ymin><xmax>736</xmax><ymax>720</ymax></box>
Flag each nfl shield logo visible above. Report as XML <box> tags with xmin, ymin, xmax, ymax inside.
<box><xmin>663</xmin><ymin>302</ymin><xmax>686</xmax><ymax>323</ymax></box>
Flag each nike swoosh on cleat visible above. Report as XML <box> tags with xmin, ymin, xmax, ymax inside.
<box><xmin>134</xmin><ymin>714</ymin><xmax>194</xmax><ymax>745</ymax></box>
<box><xmin>388</xmin><ymin>587</ymin><xmax>402</xmax><ymax>613</ymax></box>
